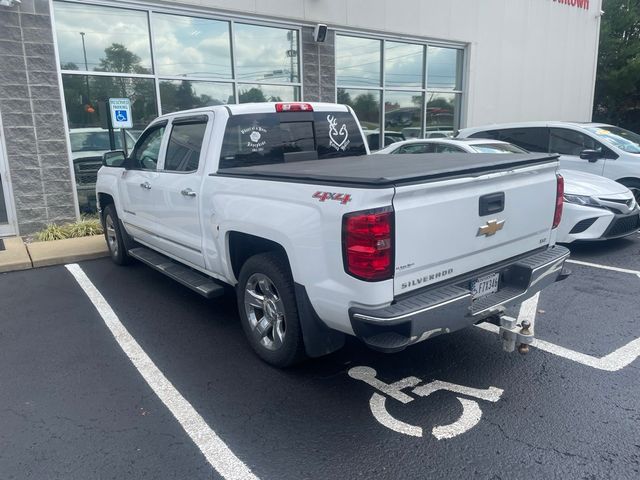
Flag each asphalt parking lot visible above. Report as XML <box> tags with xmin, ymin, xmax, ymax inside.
<box><xmin>1</xmin><ymin>235</ymin><xmax>640</xmax><ymax>480</ymax></box>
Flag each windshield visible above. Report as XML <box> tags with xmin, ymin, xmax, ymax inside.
<box><xmin>585</xmin><ymin>125</ymin><xmax>640</xmax><ymax>154</ymax></box>
<box><xmin>470</xmin><ymin>143</ymin><xmax>528</xmax><ymax>154</ymax></box>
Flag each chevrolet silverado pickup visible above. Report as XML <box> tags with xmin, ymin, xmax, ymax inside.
<box><xmin>96</xmin><ymin>102</ymin><xmax>570</xmax><ymax>367</ymax></box>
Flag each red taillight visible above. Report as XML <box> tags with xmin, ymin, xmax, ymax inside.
<box><xmin>275</xmin><ymin>102</ymin><xmax>313</xmax><ymax>112</ymax></box>
<box><xmin>342</xmin><ymin>207</ymin><xmax>394</xmax><ymax>281</ymax></box>
<box><xmin>553</xmin><ymin>173</ymin><xmax>564</xmax><ymax>229</ymax></box>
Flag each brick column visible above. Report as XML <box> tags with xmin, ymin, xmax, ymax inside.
<box><xmin>0</xmin><ymin>0</ymin><xmax>77</xmax><ymax>235</ymax></box>
<box><xmin>301</xmin><ymin>27</ymin><xmax>336</xmax><ymax>103</ymax></box>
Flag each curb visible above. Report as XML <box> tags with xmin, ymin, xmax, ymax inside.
<box><xmin>0</xmin><ymin>235</ymin><xmax>109</xmax><ymax>273</ymax></box>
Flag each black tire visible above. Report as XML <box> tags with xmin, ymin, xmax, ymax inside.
<box><xmin>103</xmin><ymin>205</ymin><xmax>131</xmax><ymax>266</ymax></box>
<box><xmin>236</xmin><ymin>252</ymin><xmax>306</xmax><ymax>367</ymax></box>
<box><xmin>619</xmin><ymin>179</ymin><xmax>640</xmax><ymax>204</ymax></box>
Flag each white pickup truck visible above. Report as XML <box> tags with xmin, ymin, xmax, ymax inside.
<box><xmin>97</xmin><ymin>102</ymin><xmax>570</xmax><ymax>367</ymax></box>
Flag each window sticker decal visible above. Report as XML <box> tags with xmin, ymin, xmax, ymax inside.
<box><xmin>327</xmin><ymin>114</ymin><xmax>350</xmax><ymax>151</ymax></box>
<box><xmin>241</xmin><ymin>120</ymin><xmax>268</xmax><ymax>152</ymax></box>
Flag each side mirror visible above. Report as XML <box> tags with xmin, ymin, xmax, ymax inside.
<box><xmin>579</xmin><ymin>149</ymin><xmax>601</xmax><ymax>162</ymax></box>
<box><xmin>102</xmin><ymin>150</ymin><xmax>126</xmax><ymax>167</ymax></box>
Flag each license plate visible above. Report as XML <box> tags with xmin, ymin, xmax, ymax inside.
<box><xmin>471</xmin><ymin>273</ymin><xmax>500</xmax><ymax>300</ymax></box>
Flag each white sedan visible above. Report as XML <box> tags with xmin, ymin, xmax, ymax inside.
<box><xmin>375</xmin><ymin>138</ymin><xmax>640</xmax><ymax>243</ymax></box>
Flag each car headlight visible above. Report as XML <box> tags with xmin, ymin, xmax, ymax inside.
<box><xmin>563</xmin><ymin>194</ymin><xmax>601</xmax><ymax>207</ymax></box>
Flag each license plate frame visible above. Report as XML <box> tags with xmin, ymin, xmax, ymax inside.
<box><xmin>470</xmin><ymin>272</ymin><xmax>500</xmax><ymax>301</ymax></box>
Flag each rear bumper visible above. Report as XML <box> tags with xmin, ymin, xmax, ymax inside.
<box><xmin>349</xmin><ymin>245</ymin><xmax>570</xmax><ymax>353</ymax></box>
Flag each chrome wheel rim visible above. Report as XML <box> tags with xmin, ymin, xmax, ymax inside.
<box><xmin>105</xmin><ymin>214</ymin><xmax>118</xmax><ymax>257</ymax></box>
<box><xmin>244</xmin><ymin>273</ymin><xmax>286</xmax><ymax>351</ymax></box>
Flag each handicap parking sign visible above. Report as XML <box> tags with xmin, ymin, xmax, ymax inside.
<box><xmin>109</xmin><ymin>98</ymin><xmax>133</xmax><ymax>129</ymax></box>
<box><xmin>115</xmin><ymin>110</ymin><xmax>128</xmax><ymax>123</ymax></box>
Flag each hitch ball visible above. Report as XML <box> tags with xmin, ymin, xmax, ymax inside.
<box><xmin>517</xmin><ymin>320</ymin><xmax>532</xmax><ymax>355</ymax></box>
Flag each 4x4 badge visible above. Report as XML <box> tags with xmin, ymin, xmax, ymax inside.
<box><xmin>477</xmin><ymin>219</ymin><xmax>505</xmax><ymax>237</ymax></box>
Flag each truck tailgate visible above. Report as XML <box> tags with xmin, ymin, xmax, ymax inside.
<box><xmin>393</xmin><ymin>162</ymin><xmax>559</xmax><ymax>296</ymax></box>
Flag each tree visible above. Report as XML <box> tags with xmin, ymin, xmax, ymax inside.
<box><xmin>238</xmin><ymin>87</ymin><xmax>267</xmax><ymax>103</ymax></box>
<box><xmin>593</xmin><ymin>0</ymin><xmax>640</xmax><ymax>131</ymax></box>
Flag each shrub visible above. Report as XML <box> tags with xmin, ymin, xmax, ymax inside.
<box><xmin>36</xmin><ymin>224</ymin><xmax>69</xmax><ymax>242</ymax></box>
<box><xmin>35</xmin><ymin>218</ymin><xmax>103</xmax><ymax>241</ymax></box>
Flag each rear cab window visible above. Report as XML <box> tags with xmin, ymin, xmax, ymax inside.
<box><xmin>219</xmin><ymin>110</ymin><xmax>367</xmax><ymax>169</ymax></box>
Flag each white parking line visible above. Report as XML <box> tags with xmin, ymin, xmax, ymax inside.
<box><xmin>566</xmin><ymin>259</ymin><xmax>640</xmax><ymax>276</ymax></box>
<box><xmin>477</xmin><ymin>293</ymin><xmax>640</xmax><ymax>372</ymax></box>
<box><xmin>65</xmin><ymin>264</ymin><xmax>258</xmax><ymax>480</ymax></box>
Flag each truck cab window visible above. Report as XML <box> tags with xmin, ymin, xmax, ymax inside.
<box><xmin>219</xmin><ymin>111</ymin><xmax>367</xmax><ymax>169</ymax></box>
<box><xmin>164</xmin><ymin>122</ymin><xmax>207</xmax><ymax>172</ymax></box>
<box><xmin>132</xmin><ymin>125</ymin><xmax>165</xmax><ymax>170</ymax></box>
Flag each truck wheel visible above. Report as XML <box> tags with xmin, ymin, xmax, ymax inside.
<box><xmin>103</xmin><ymin>205</ymin><xmax>131</xmax><ymax>266</ymax></box>
<box><xmin>237</xmin><ymin>252</ymin><xmax>306</xmax><ymax>367</ymax></box>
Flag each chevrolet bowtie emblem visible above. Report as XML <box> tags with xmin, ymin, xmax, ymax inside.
<box><xmin>477</xmin><ymin>219</ymin><xmax>505</xmax><ymax>237</ymax></box>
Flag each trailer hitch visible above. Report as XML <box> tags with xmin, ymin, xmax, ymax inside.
<box><xmin>498</xmin><ymin>315</ymin><xmax>534</xmax><ymax>354</ymax></box>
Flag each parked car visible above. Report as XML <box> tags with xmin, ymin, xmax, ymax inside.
<box><xmin>97</xmin><ymin>102</ymin><xmax>569</xmax><ymax>367</ymax></box>
<box><xmin>362</xmin><ymin>129</ymin><xmax>405</xmax><ymax>151</ymax></box>
<box><xmin>70</xmin><ymin>128</ymin><xmax>139</xmax><ymax>212</ymax></box>
<box><xmin>375</xmin><ymin>138</ymin><xmax>640</xmax><ymax>243</ymax></box>
<box><xmin>457</xmin><ymin>121</ymin><xmax>640</xmax><ymax>202</ymax></box>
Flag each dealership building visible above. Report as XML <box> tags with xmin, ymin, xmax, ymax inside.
<box><xmin>0</xmin><ymin>0</ymin><xmax>602</xmax><ymax>236</ymax></box>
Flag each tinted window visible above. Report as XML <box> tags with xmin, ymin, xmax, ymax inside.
<box><xmin>164</xmin><ymin>122</ymin><xmax>207</xmax><ymax>172</ymax></box>
<box><xmin>498</xmin><ymin>128</ymin><xmax>549</xmax><ymax>153</ymax></box>
<box><xmin>132</xmin><ymin>125</ymin><xmax>165</xmax><ymax>169</ymax></box>
<box><xmin>469</xmin><ymin>130</ymin><xmax>501</xmax><ymax>140</ymax></box>
<box><xmin>219</xmin><ymin>112</ymin><xmax>366</xmax><ymax>169</ymax></box>
<box><xmin>398</xmin><ymin>143</ymin><xmax>435</xmax><ymax>154</ymax></box>
<box><xmin>550</xmin><ymin>128</ymin><xmax>598</xmax><ymax>156</ymax></box>
<box><xmin>436</xmin><ymin>144</ymin><xmax>465</xmax><ymax>153</ymax></box>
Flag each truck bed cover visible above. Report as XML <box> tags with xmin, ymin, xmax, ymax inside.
<box><xmin>216</xmin><ymin>153</ymin><xmax>559</xmax><ymax>187</ymax></box>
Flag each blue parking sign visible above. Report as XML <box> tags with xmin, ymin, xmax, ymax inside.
<box><xmin>109</xmin><ymin>98</ymin><xmax>133</xmax><ymax>128</ymax></box>
<box><xmin>115</xmin><ymin>110</ymin><xmax>128</xmax><ymax>122</ymax></box>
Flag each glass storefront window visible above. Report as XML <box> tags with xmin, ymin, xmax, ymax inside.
<box><xmin>337</xmin><ymin>88</ymin><xmax>381</xmax><ymax>150</ymax></box>
<box><xmin>425</xmin><ymin>92</ymin><xmax>459</xmax><ymax>135</ymax></box>
<box><xmin>61</xmin><ymin>74</ymin><xmax>157</xmax><ymax>213</ymax></box>
<box><xmin>426</xmin><ymin>46</ymin><xmax>463</xmax><ymax>90</ymax></box>
<box><xmin>336</xmin><ymin>36</ymin><xmax>381</xmax><ymax>87</ymax></box>
<box><xmin>160</xmin><ymin>80</ymin><xmax>234</xmax><ymax>112</ymax></box>
<box><xmin>238</xmin><ymin>84</ymin><xmax>299</xmax><ymax>103</ymax></box>
<box><xmin>152</xmin><ymin>14</ymin><xmax>232</xmax><ymax>79</ymax></box>
<box><xmin>234</xmin><ymin>24</ymin><xmax>299</xmax><ymax>83</ymax></box>
<box><xmin>385</xmin><ymin>91</ymin><xmax>423</xmax><ymax>140</ymax></box>
<box><xmin>54</xmin><ymin>2</ymin><xmax>152</xmax><ymax>73</ymax></box>
<box><xmin>385</xmin><ymin>42</ymin><xmax>423</xmax><ymax>88</ymax></box>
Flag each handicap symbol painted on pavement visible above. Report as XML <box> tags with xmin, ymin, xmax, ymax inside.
<box><xmin>115</xmin><ymin>110</ymin><xmax>128</xmax><ymax>122</ymax></box>
<box><xmin>348</xmin><ymin>366</ymin><xmax>503</xmax><ymax>440</ymax></box>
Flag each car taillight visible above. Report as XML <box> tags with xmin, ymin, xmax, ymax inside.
<box><xmin>275</xmin><ymin>102</ymin><xmax>313</xmax><ymax>112</ymax></box>
<box><xmin>553</xmin><ymin>173</ymin><xmax>564</xmax><ymax>229</ymax></box>
<box><xmin>342</xmin><ymin>207</ymin><xmax>394</xmax><ymax>281</ymax></box>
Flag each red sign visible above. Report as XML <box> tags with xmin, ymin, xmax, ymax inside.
<box><xmin>554</xmin><ymin>0</ymin><xmax>589</xmax><ymax>10</ymax></box>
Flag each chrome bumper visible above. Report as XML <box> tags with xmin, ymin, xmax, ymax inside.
<box><xmin>349</xmin><ymin>246</ymin><xmax>570</xmax><ymax>353</ymax></box>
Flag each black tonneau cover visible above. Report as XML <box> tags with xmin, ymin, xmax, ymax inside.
<box><xmin>215</xmin><ymin>153</ymin><xmax>559</xmax><ymax>187</ymax></box>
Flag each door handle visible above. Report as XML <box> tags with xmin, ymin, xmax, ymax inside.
<box><xmin>140</xmin><ymin>182</ymin><xmax>151</xmax><ymax>190</ymax></box>
<box><xmin>181</xmin><ymin>188</ymin><xmax>197</xmax><ymax>197</ymax></box>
